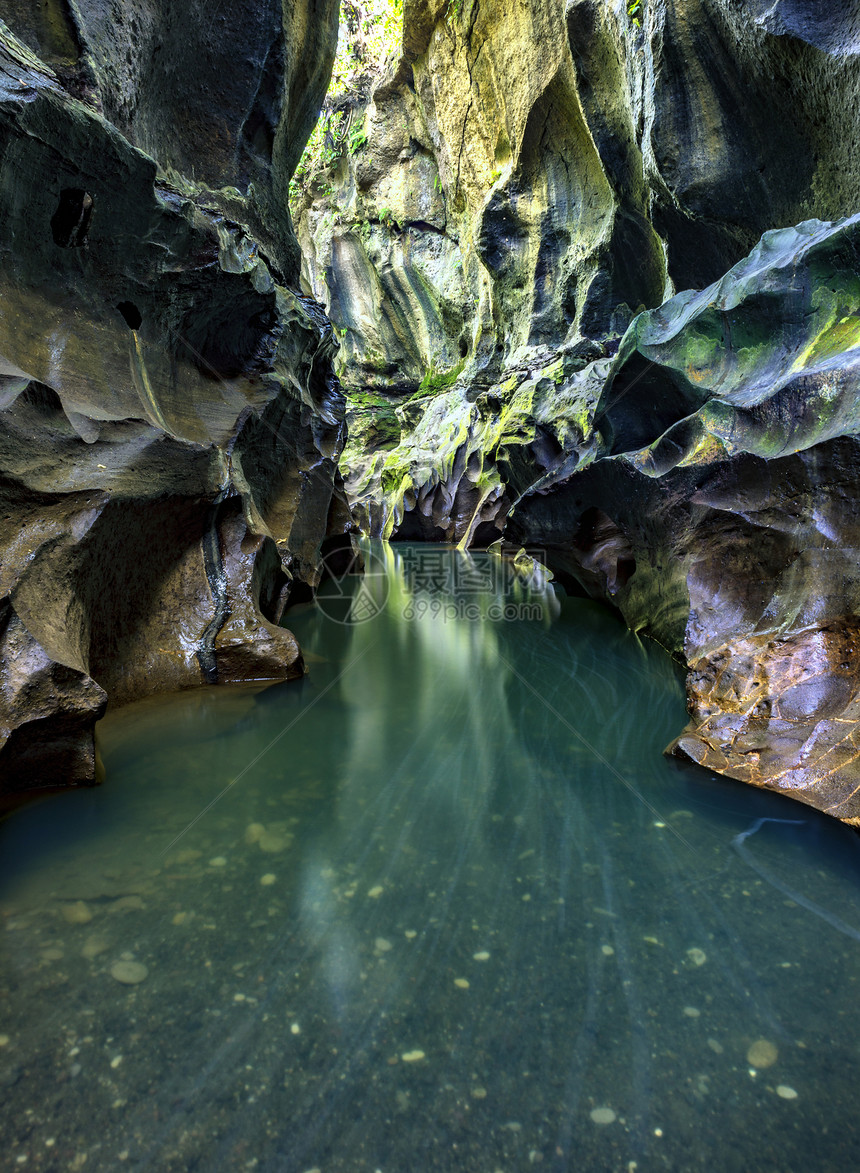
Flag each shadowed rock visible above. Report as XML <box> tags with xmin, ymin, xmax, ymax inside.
<box><xmin>0</xmin><ymin>9</ymin><xmax>342</xmax><ymax>800</ymax></box>
<box><xmin>295</xmin><ymin>0</ymin><xmax>860</xmax><ymax>553</ymax></box>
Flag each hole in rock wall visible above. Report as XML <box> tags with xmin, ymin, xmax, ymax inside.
<box><xmin>117</xmin><ymin>301</ymin><xmax>143</xmax><ymax>330</ymax></box>
<box><xmin>51</xmin><ymin>188</ymin><xmax>94</xmax><ymax>248</ymax></box>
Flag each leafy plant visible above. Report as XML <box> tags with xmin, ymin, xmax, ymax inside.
<box><xmin>627</xmin><ymin>0</ymin><xmax>642</xmax><ymax>24</ymax></box>
<box><xmin>290</xmin><ymin>0</ymin><xmax>403</xmax><ymax>209</ymax></box>
<box><xmin>349</xmin><ymin>121</ymin><xmax>368</xmax><ymax>154</ymax></box>
<box><xmin>291</xmin><ymin>109</ymin><xmax>348</xmax><ymax>193</ymax></box>
<box><xmin>447</xmin><ymin>0</ymin><xmax>468</xmax><ymax>26</ymax></box>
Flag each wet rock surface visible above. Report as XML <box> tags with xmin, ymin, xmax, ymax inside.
<box><xmin>0</xmin><ymin>7</ymin><xmax>343</xmax><ymax>799</ymax></box>
<box><xmin>342</xmin><ymin>349</ymin><xmax>608</xmax><ymax>543</ymax></box>
<box><xmin>297</xmin><ymin>0</ymin><xmax>860</xmax><ymax>477</ymax></box>
<box><xmin>671</xmin><ymin>623</ymin><xmax>860</xmax><ymax>824</ymax></box>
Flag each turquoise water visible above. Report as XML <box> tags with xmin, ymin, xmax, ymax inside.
<box><xmin>2</xmin><ymin>543</ymin><xmax>860</xmax><ymax>1172</ymax></box>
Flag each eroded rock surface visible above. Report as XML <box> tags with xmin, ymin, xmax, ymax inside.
<box><xmin>0</xmin><ymin>8</ymin><xmax>343</xmax><ymax>799</ymax></box>
<box><xmin>295</xmin><ymin>0</ymin><xmax>860</xmax><ymax>550</ymax></box>
<box><xmin>507</xmin><ymin>215</ymin><xmax>860</xmax><ymax>820</ymax></box>
<box><xmin>288</xmin><ymin>0</ymin><xmax>860</xmax><ymax>820</ymax></box>
<box><xmin>342</xmin><ymin>349</ymin><xmax>607</xmax><ymax>543</ymax></box>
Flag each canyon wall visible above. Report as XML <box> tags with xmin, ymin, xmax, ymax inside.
<box><xmin>295</xmin><ymin>0</ymin><xmax>860</xmax><ymax>821</ymax></box>
<box><xmin>0</xmin><ymin>2</ymin><xmax>344</xmax><ymax>798</ymax></box>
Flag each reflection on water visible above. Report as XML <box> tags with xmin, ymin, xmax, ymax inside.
<box><xmin>2</xmin><ymin>543</ymin><xmax>860</xmax><ymax>1172</ymax></box>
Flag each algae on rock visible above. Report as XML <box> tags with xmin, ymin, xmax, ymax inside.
<box><xmin>293</xmin><ymin>0</ymin><xmax>860</xmax><ymax>553</ymax></box>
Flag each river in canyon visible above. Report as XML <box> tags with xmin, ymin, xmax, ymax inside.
<box><xmin>2</xmin><ymin>543</ymin><xmax>859</xmax><ymax>1172</ymax></box>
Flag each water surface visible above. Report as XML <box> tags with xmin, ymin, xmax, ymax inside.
<box><xmin>2</xmin><ymin>543</ymin><xmax>860</xmax><ymax>1172</ymax></box>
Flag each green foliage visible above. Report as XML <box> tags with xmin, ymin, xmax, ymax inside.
<box><xmin>626</xmin><ymin>0</ymin><xmax>642</xmax><ymax>24</ymax></box>
<box><xmin>378</xmin><ymin>206</ymin><xmax>400</xmax><ymax>230</ymax></box>
<box><xmin>349</xmin><ymin>120</ymin><xmax>368</xmax><ymax>154</ymax></box>
<box><xmin>290</xmin><ymin>0</ymin><xmax>403</xmax><ymax>208</ymax></box>
<box><xmin>291</xmin><ymin>109</ymin><xmax>348</xmax><ymax>191</ymax></box>
<box><xmin>447</xmin><ymin>0</ymin><xmax>469</xmax><ymax>26</ymax></box>
<box><xmin>330</xmin><ymin>0</ymin><xmax>403</xmax><ymax>99</ymax></box>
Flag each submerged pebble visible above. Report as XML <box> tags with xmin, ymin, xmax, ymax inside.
<box><xmin>109</xmin><ymin>896</ymin><xmax>144</xmax><ymax>913</ymax></box>
<box><xmin>747</xmin><ymin>1039</ymin><xmax>778</xmax><ymax>1069</ymax></box>
<box><xmin>473</xmin><ymin>951</ymin><xmax>491</xmax><ymax>961</ymax></box>
<box><xmin>686</xmin><ymin>948</ymin><xmax>707</xmax><ymax>967</ymax></box>
<box><xmin>259</xmin><ymin>833</ymin><xmax>289</xmax><ymax>854</ymax></box>
<box><xmin>401</xmin><ymin>1050</ymin><xmax>425</xmax><ymax>1062</ymax></box>
<box><xmin>777</xmin><ymin>1085</ymin><xmax>798</xmax><ymax>1100</ymax></box>
<box><xmin>109</xmin><ymin>960</ymin><xmax>148</xmax><ymax>985</ymax></box>
<box><xmin>169</xmin><ymin>849</ymin><xmax>201</xmax><ymax>866</ymax></box>
<box><xmin>590</xmin><ymin>1107</ymin><xmax>617</xmax><ymax>1125</ymax></box>
<box><xmin>62</xmin><ymin>901</ymin><xmax>93</xmax><ymax>925</ymax></box>
<box><xmin>260</xmin><ymin>874</ymin><xmax>276</xmax><ymax>886</ymax></box>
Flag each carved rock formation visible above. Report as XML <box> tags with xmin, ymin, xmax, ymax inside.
<box><xmin>0</xmin><ymin>5</ymin><xmax>343</xmax><ymax>800</ymax></box>
<box><xmin>297</xmin><ymin>0</ymin><xmax>860</xmax><ymax>383</ymax></box>
<box><xmin>508</xmin><ymin>215</ymin><xmax>860</xmax><ymax>821</ymax></box>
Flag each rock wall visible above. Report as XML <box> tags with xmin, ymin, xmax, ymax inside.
<box><xmin>0</xmin><ymin>5</ymin><xmax>343</xmax><ymax>800</ymax></box>
<box><xmin>507</xmin><ymin>214</ymin><xmax>860</xmax><ymax>822</ymax></box>
<box><xmin>295</xmin><ymin>0</ymin><xmax>667</xmax><ymax>398</ymax></box>
<box><xmin>296</xmin><ymin>0</ymin><xmax>860</xmax><ymax>543</ymax></box>
<box><xmin>298</xmin><ymin>0</ymin><xmax>860</xmax><ymax>375</ymax></box>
